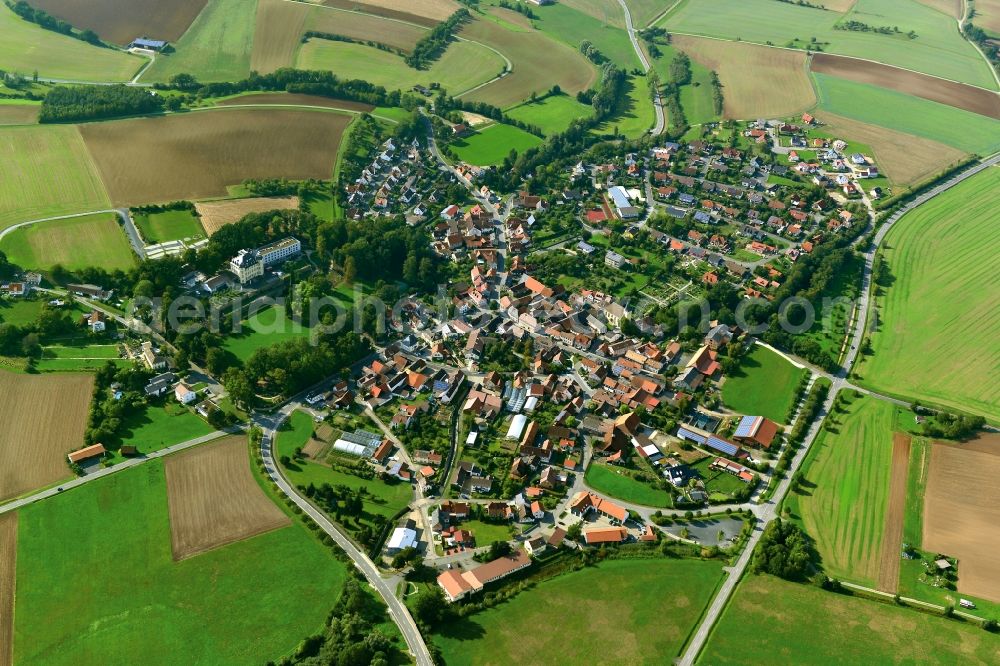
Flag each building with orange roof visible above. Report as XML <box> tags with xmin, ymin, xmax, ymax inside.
<box><xmin>568</xmin><ymin>491</ymin><xmax>628</xmax><ymax>524</ymax></box>
<box><xmin>67</xmin><ymin>443</ymin><xmax>106</xmax><ymax>464</ymax></box>
<box><xmin>583</xmin><ymin>526</ymin><xmax>628</xmax><ymax>545</ymax></box>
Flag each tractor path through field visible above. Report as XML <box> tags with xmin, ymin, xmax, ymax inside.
<box><xmin>877</xmin><ymin>433</ymin><xmax>910</xmax><ymax>593</ymax></box>
<box><xmin>0</xmin><ymin>430</ymin><xmax>227</xmax><ymax>517</ymax></box>
<box><xmin>617</xmin><ymin>0</ymin><xmax>664</xmax><ymax>134</ymax></box>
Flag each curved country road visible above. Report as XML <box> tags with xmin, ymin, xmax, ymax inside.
<box><xmin>256</xmin><ymin>403</ymin><xmax>433</xmax><ymax>666</ymax></box>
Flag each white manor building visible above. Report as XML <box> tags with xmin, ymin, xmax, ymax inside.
<box><xmin>228</xmin><ymin>237</ymin><xmax>301</xmax><ymax>284</ymax></box>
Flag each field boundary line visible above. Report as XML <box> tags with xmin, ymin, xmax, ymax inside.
<box><xmin>654</xmin><ymin>29</ymin><xmax>1000</xmax><ymax>94</ymax></box>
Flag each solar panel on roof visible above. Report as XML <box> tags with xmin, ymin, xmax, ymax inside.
<box><xmin>733</xmin><ymin>416</ymin><xmax>758</xmax><ymax>438</ymax></box>
<box><xmin>677</xmin><ymin>427</ymin><xmax>707</xmax><ymax>444</ymax></box>
<box><xmin>707</xmin><ymin>436</ymin><xmax>739</xmax><ymax>456</ymax></box>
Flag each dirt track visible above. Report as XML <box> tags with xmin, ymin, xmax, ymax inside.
<box><xmin>0</xmin><ymin>372</ymin><xmax>93</xmax><ymax>502</ymax></box>
<box><xmin>195</xmin><ymin>196</ymin><xmax>299</xmax><ymax>235</ymax></box>
<box><xmin>877</xmin><ymin>433</ymin><xmax>910</xmax><ymax>592</ymax></box>
<box><xmin>164</xmin><ymin>435</ymin><xmax>289</xmax><ymax>560</ymax></box>
<box><xmin>28</xmin><ymin>0</ymin><xmax>208</xmax><ymax>45</ymax></box>
<box><xmin>923</xmin><ymin>434</ymin><xmax>1000</xmax><ymax>602</ymax></box>
<box><xmin>811</xmin><ymin>54</ymin><xmax>1000</xmax><ymax>120</ymax></box>
<box><xmin>0</xmin><ymin>512</ymin><xmax>15</xmax><ymax>666</ymax></box>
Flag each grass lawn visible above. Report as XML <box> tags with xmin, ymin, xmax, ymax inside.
<box><xmin>505</xmin><ymin>93</ymin><xmax>593</xmax><ymax>136</ymax></box>
<box><xmin>812</xmin><ymin>73</ymin><xmax>1000</xmax><ymax>155</ymax></box>
<box><xmin>132</xmin><ymin>208</ymin><xmax>205</xmax><ymax>244</ymax></box>
<box><xmin>144</xmin><ymin>0</ymin><xmax>258</xmax><ymax>83</ymax></box>
<box><xmin>117</xmin><ymin>399</ymin><xmax>215</xmax><ymax>455</ymax></box>
<box><xmin>856</xmin><ymin>167</ymin><xmax>1000</xmax><ymax>422</ymax></box>
<box><xmin>585</xmin><ymin>461</ymin><xmax>671</xmax><ymax>507</ymax></box>
<box><xmin>721</xmin><ymin>344</ymin><xmax>806</xmax><ymax>423</ymax></box>
<box><xmin>13</xmin><ymin>459</ymin><xmax>348</xmax><ymax>663</ymax></box>
<box><xmin>276</xmin><ymin>410</ymin><xmax>411</xmax><ymax>520</ymax></box>
<box><xmin>36</xmin><ymin>342</ymin><xmax>128</xmax><ymax>373</ymax></box>
<box><xmin>435</xmin><ymin>558</ymin><xmax>723</xmax><ymax>665</ymax></box>
<box><xmin>222</xmin><ymin>304</ymin><xmax>314</xmax><ymax>364</ymax></box>
<box><xmin>461</xmin><ymin>518</ymin><xmax>513</xmax><ymax>545</ymax></box>
<box><xmin>296</xmin><ymin>39</ymin><xmax>504</xmax><ymax>97</ymax></box>
<box><xmin>700</xmin><ymin>573</ymin><xmax>1000</xmax><ymax>664</ymax></box>
<box><xmin>785</xmin><ymin>393</ymin><xmax>897</xmax><ymax>587</ymax></box>
<box><xmin>0</xmin><ymin>125</ymin><xmax>111</xmax><ymax>232</ymax></box>
<box><xmin>593</xmin><ymin>74</ymin><xmax>654</xmax><ymax>139</ymax></box>
<box><xmin>0</xmin><ymin>299</ymin><xmax>44</xmax><ymax>326</ymax></box>
<box><xmin>0</xmin><ymin>3</ymin><xmax>141</xmax><ymax>82</ymax></box>
<box><xmin>662</xmin><ymin>0</ymin><xmax>996</xmax><ymax>89</ymax></box>
<box><xmin>0</xmin><ymin>212</ymin><xmax>135</xmax><ymax>272</ymax></box>
<box><xmin>449</xmin><ymin>123</ymin><xmax>543</xmax><ymax>166</ymax></box>
<box><xmin>689</xmin><ymin>456</ymin><xmax>752</xmax><ymax>497</ymax></box>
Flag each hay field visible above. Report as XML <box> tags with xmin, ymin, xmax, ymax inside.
<box><xmin>0</xmin><ymin>372</ymin><xmax>93</xmax><ymax>502</ymax></box>
<box><xmin>787</xmin><ymin>394</ymin><xmax>896</xmax><ymax>588</ymax></box>
<box><xmin>144</xmin><ymin>0</ymin><xmax>257</xmax><ymax>83</ymax></box>
<box><xmin>27</xmin><ymin>0</ymin><xmax>208</xmax><ymax>45</ymax></box>
<box><xmin>79</xmin><ymin>109</ymin><xmax>350</xmax><ymax>205</ymax></box>
<box><xmin>327</xmin><ymin>0</ymin><xmax>458</xmax><ymax>22</ymax></box>
<box><xmin>812</xmin><ymin>73</ymin><xmax>1000</xmax><ymax>155</ymax></box>
<box><xmin>0</xmin><ymin>213</ymin><xmax>136</xmax><ymax>272</ymax></box>
<box><xmin>661</xmin><ymin>0</ymin><xmax>997</xmax><ymax>89</ymax></box>
<box><xmin>858</xmin><ymin>167</ymin><xmax>1000</xmax><ymax>422</ymax></box>
<box><xmin>0</xmin><ymin>104</ymin><xmax>38</xmax><ymax>126</ymax></box>
<box><xmin>811</xmin><ymin>54</ymin><xmax>1000</xmax><ymax>120</ymax></box>
<box><xmin>701</xmin><ymin>573</ymin><xmax>1000</xmax><ymax>664</ymax></box>
<box><xmin>812</xmin><ymin>111</ymin><xmax>966</xmax><ymax>186</ymax></box>
<box><xmin>672</xmin><ymin>35</ymin><xmax>814</xmax><ymax>119</ymax></box>
<box><xmin>917</xmin><ymin>0</ymin><xmax>961</xmax><ymax>18</ymax></box>
<box><xmin>0</xmin><ymin>3</ymin><xmax>141</xmax><ymax>82</ymax></box>
<box><xmin>623</xmin><ymin>0</ymin><xmax>671</xmax><ymax>26</ymax></box>
<box><xmin>0</xmin><ymin>512</ymin><xmax>15</xmax><ymax>666</ymax></box>
<box><xmin>460</xmin><ymin>16</ymin><xmax>596</xmax><ymax>107</ymax></box>
<box><xmin>196</xmin><ymin>196</ymin><xmax>299</xmax><ymax>235</ymax></box>
<box><xmin>0</xmin><ymin>124</ymin><xmax>111</xmax><ymax>232</ymax></box>
<box><xmin>297</xmin><ymin>39</ymin><xmax>502</xmax><ymax>96</ymax></box>
<box><xmin>165</xmin><ymin>436</ymin><xmax>289</xmax><ymax>560</ymax></box>
<box><xmin>877</xmin><ymin>433</ymin><xmax>910</xmax><ymax>593</ymax></box>
<box><xmin>561</xmin><ymin>0</ymin><xmax>626</xmax><ymax>27</ymax></box>
<box><xmin>923</xmin><ymin>435</ymin><xmax>1000</xmax><ymax>602</ymax></box>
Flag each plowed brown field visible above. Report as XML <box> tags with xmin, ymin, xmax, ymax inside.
<box><xmin>811</xmin><ymin>54</ymin><xmax>1000</xmax><ymax>120</ymax></box>
<box><xmin>877</xmin><ymin>433</ymin><xmax>910</xmax><ymax>592</ymax></box>
<box><xmin>0</xmin><ymin>372</ymin><xmax>93</xmax><ymax>502</ymax></box>
<box><xmin>164</xmin><ymin>435</ymin><xmax>289</xmax><ymax>560</ymax></box>
<box><xmin>195</xmin><ymin>195</ymin><xmax>299</xmax><ymax>235</ymax></box>
<box><xmin>80</xmin><ymin>109</ymin><xmax>351</xmax><ymax>206</ymax></box>
<box><xmin>324</xmin><ymin>0</ymin><xmax>444</xmax><ymax>27</ymax></box>
<box><xmin>28</xmin><ymin>0</ymin><xmax>208</xmax><ymax>45</ymax></box>
<box><xmin>0</xmin><ymin>512</ymin><xmax>15</xmax><ymax>666</ymax></box>
<box><xmin>923</xmin><ymin>434</ymin><xmax>1000</xmax><ymax>602</ymax></box>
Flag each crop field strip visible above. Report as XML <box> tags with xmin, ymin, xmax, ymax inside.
<box><xmin>164</xmin><ymin>435</ymin><xmax>290</xmax><ymax>560</ymax></box>
<box><xmin>195</xmin><ymin>196</ymin><xmax>299</xmax><ymax>235</ymax></box>
<box><xmin>811</xmin><ymin>111</ymin><xmax>966</xmax><ymax>187</ymax></box>
<box><xmin>0</xmin><ymin>372</ymin><xmax>93</xmax><ymax>502</ymax></box>
<box><xmin>79</xmin><ymin>108</ymin><xmax>351</xmax><ymax>206</ymax></box>
<box><xmin>458</xmin><ymin>15</ymin><xmax>597</xmax><ymax>108</ymax></box>
<box><xmin>975</xmin><ymin>0</ymin><xmax>1000</xmax><ymax>33</ymax></box>
<box><xmin>923</xmin><ymin>434</ymin><xmax>1000</xmax><ymax>603</ymax></box>
<box><xmin>0</xmin><ymin>2</ymin><xmax>142</xmax><ymax>82</ymax></box>
<box><xmin>560</xmin><ymin>0</ymin><xmax>627</xmax><ymax>27</ymax></box>
<box><xmin>0</xmin><ymin>513</ymin><xmax>15</xmax><ymax>666</ymax></box>
<box><xmin>0</xmin><ymin>105</ymin><xmax>39</xmax><ymax>126</ymax></box>
<box><xmin>810</xmin><ymin>54</ymin><xmax>1000</xmax><ymax>120</ymax></box>
<box><xmin>216</xmin><ymin>92</ymin><xmax>375</xmax><ymax>112</ymax></box>
<box><xmin>877</xmin><ymin>433</ymin><xmax>910</xmax><ymax>593</ymax></box>
<box><xmin>859</xmin><ymin>167</ymin><xmax>1000</xmax><ymax>421</ymax></box>
<box><xmin>660</xmin><ymin>0</ymin><xmax>997</xmax><ymax>90</ymax></box>
<box><xmin>326</xmin><ymin>0</ymin><xmax>458</xmax><ymax>23</ymax></box>
<box><xmin>0</xmin><ymin>124</ymin><xmax>111</xmax><ymax>233</ymax></box>
<box><xmin>0</xmin><ymin>212</ymin><xmax>136</xmax><ymax>272</ymax></box>
<box><xmin>791</xmin><ymin>395</ymin><xmax>896</xmax><ymax>588</ymax></box>
<box><xmin>27</xmin><ymin>0</ymin><xmax>209</xmax><ymax>45</ymax></box>
<box><xmin>916</xmin><ymin>0</ymin><xmax>961</xmax><ymax>18</ymax></box>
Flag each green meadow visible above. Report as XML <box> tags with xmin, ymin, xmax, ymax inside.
<box><xmin>584</xmin><ymin>461</ymin><xmax>672</xmax><ymax>507</ymax></box>
<box><xmin>812</xmin><ymin>73</ymin><xmax>1000</xmax><ymax>154</ymax></box>
<box><xmin>721</xmin><ymin>345</ymin><xmax>806</xmax><ymax>423</ymax></box>
<box><xmin>0</xmin><ymin>213</ymin><xmax>135</xmax><ymax>272</ymax></box>
<box><xmin>133</xmin><ymin>208</ymin><xmax>205</xmax><ymax>244</ymax></box>
<box><xmin>506</xmin><ymin>94</ymin><xmax>593</xmax><ymax>135</ymax></box>
<box><xmin>450</xmin><ymin>123</ymin><xmax>543</xmax><ymax>165</ymax></box>
<box><xmin>13</xmin><ymin>460</ymin><xmax>347</xmax><ymax>663</ymax></box>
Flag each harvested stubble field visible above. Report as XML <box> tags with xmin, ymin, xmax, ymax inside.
<box><xmin>976</xmin><ymin>0</ymin><xmax>1000</xmax><ymax>33</ymax></box>
<box><xmin>0</xmin><ymin>104</ymin><xmax>38</xmax><ymax>126</ymax></box>
<box><xmin>195</xmin><ymin>196</ymin><xmax>300</xmax><ymax>235</ymax></box>
<box><xmin>859</xmin><ymin>167</ymin><xmax>1000</xmax><ymax>421</ymax></box>
<box><xmin>0</xmin><ymin>512</ymin><xmax>15</xmax><ymax>666</ymax></box>
<box><xmin>164</xmin><ymin>435</ymin><xmax>289</xmax><ymax>560</ymax></box>
<box><xmin>0</xmin><ymin>372</ymin><xmax>93</xmax><ymax>502</ymax></box>
<box><xmin>811</xmin><ymin>54</ymin><xmax>1000</xmax><ymax>120</ymax></box>
<box><xmin>812</xmin><ymin>111</ymin><xmax>966</xmax><ymax>186</ymax></box>
<box><xmin>459</xmin><ymin>16</ymin><xmax>596</xmax><ymax>107</ymax></box>
<box><xmin>923</xmin><ymin>434</ymin><xmax>1000</xmax><ymax>603</ymax></box>
<box><xmin>27</xmin><ymin>0</ymin><xmax>208</xmax><ymax>45</ymax></box>
<box><xmin>877</xmin><ymin>433</ymin><xmax>910</xmax><ymax>593</ymax></box>
<box><xmin>79</xmin><ymin>109</ymin><xmax>350</xmax><ymax>205</ymax></box>
<box><xmin>672</xmin><ymin>35</ymin><xmax>814</xmax><ymax>119</ymax></box>
<box><xmin>217</xmin><ymin>92</ymin><xmax>374</xmax><ymax>112</ymax></box>
<box><xmin>325</xmin><ymin>0</ymin><xmax>458</xmax><ymax>23</ymax></box>
<box><xmin>0</xmin><ymin>124</ymin><xmax>110</xmax><ymax>232</ymax></box>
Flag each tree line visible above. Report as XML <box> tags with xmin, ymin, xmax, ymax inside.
<box><xmin>405</xmin><ymin>9</ymin><xmax>470</xmax><ymax>69</ymax></box>
<box><xmin>8</xmin><ymin>0</ymin><xmax>101</xmax><ymax>46</ymax></box>
<box><xmin>39</xmin><ymin>84</ymin><xmax>163</xmax><ymax>123</ymax></box>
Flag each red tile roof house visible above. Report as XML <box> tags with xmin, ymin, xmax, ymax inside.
<box><xmin>568</xmin><ymin>491</ymin><xmax>628</xmax><ymax>524</ymax></box>
<box><xmin>583</xmin><ymin>526</ymin><xmax>628</xmax><ymax>545</ymax></box>
<box><xmin>437</xmin><ymin>550</ymin><xmax>532</xmax><ymax>602</ymax></box>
